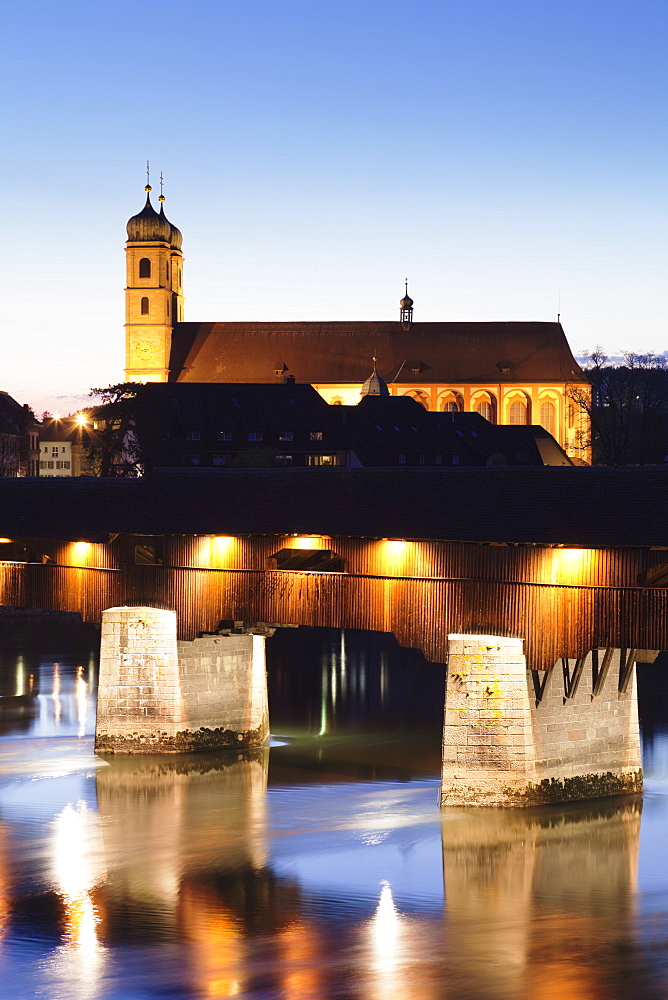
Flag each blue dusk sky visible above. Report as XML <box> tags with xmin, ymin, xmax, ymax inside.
<box><xmin>1</xmin><ymin>0</ymin><xmax>666</xmax><ymax>414</ymax></box>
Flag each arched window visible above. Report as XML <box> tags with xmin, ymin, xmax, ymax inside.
<box><xmin>439</xmin><ymin>391</ymin><xmax>463</xmax><ymax>413</ymax></box>
<box><xmin>509</xmin><ymin>399</ymin><xmax>527</xmax><ymax>425</ymax></box>
<box><xmin>540</xmin><ymin>400</ymin><xmax>556</xmax><ymax>436</ymax></box>
<box><xmin>406</xmin><ymin>390</ymin><xmax>430</xmax><ymax>410</ymax></box>
<box><xmin>474</xmin><ymin>393</ymin><xmax>496</xmax><ymax>423</ymax></box>
<box><xmin>141</xmin><ymin>296</ymin><xmax>149</xmax><ymax>315</ymax></box>
<box><xmin>139</xmin><ymin>258</ymin><xmax>151</xmax><ymax>279</ymax></box>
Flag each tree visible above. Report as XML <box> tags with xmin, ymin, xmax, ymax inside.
<box><xmin>567</xmin><ymin>350</ymin><xmax>668</xmax><ymax>465</ymax></box>
<box><xmin>85</xmin><ymin>384</ymin><xmax>143</xmax><ymax>477</ymax></box>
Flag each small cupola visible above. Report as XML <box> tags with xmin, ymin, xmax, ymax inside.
<box><xmin>361</xmin><ymin>358</ymin><xmax>390</xmax><ymax>397</ymax></box>
<box><xmin>400</xmin><ymin>280</ymin><xmax>414</xmax><ymax>331</ymax></box>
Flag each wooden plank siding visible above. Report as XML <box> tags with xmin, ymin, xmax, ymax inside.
<box><xmin>2</xmin><ymin>534</ymin><xmax>668</xmax><ymax>671</ymax></box>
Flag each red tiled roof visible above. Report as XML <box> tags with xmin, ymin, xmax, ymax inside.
<box><xmin>169</xmin><ymin>321</ymin><xmax>586</xmax><ymax>386</ymax></box>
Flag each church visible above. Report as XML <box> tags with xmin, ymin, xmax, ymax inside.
<box><xmin>124</xmin><ymin>185</ymin><xmax>591</xmax><ymax>462</ymax></box>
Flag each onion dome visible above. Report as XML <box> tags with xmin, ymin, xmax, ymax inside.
<box><xmin>126</xmin><ymin>187</ymin><xmax>172</xmax><ymax>243</ymax></box>
<box><xmin>159</xmin><ymin>200</ymin><xmax>183</xmax><ymax>250</ymax></box>
<box><xmin>400</xmin><ymin>280</ymin><xmax>414</xmax><ymax>310</ymax></box>
<box><xmin>361</xmin><ymin>358</ymin><xmax>390</xmax><ymax>397</ymax></box>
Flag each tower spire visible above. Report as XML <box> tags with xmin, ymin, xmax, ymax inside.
<box><xmin>145</xmin><ymin>160</ymin><xmax>151</xmax><ymax>193</ymax></box>
<box><xmin>400</xmin><ymin>279</ymin><xmax>414</xmax><ymax>331</ymax></box>
<box><xmin>159</xmin><ymin>171</ymin><xmax>165</xmax><ymax>203</ymax></box>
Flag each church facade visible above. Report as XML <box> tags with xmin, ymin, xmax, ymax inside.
<box><xmin>125</xmin><ymin>189</ymin><xmax>591</xmax><ymax>462</ymax></box>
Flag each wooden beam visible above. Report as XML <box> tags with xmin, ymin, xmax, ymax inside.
<box><xmin>562</xmin><ymin>656</ymin><xmax>587</xmax><ymax>700</ymax></box>
<box><xmin>619</xmin><ymin>648</ymin><xmax>637</xmax><ymax>695</ymax></box>
<box><xmin>592</xmin><ymin>647</ymin><xmax>614</xmax><ymax>697</ymax></box>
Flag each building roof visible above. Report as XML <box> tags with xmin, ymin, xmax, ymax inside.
<box><xmin>95</xmin><ymin>381</ymin><xmax>572</xmax><ymax>470</ymax></box>
<box><xmin>0</xmin><ymin>467</ymin><xmax>667</xmax><ymax>547</ymax></box>
<box><xmin>169</xmin><ymin>320</ymin><xmax>586</xmax><ymax>386</ymax></box>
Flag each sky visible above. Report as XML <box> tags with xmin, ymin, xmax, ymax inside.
<box><xmin>1</xmin><ymin>0</ymin><xmax>667</xmax><ymax>415</ymax></box>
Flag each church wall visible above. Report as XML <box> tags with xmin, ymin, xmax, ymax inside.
<box><xmin>312</xmin><ymin>381</ymin><xmax>589</xmax><ymax>462</ymax></box>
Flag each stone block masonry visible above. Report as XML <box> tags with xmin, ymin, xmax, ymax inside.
<box><xmin>95</xmin><ymin>606</ymin><xmax>269</xmax><ymax>753</ymax></box>
<box><xmin>441</xmin><ymin>634</ymin><xmax>642</xmax><ymax>807</ymax></box>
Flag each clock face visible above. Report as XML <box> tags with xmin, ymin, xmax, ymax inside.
<box><xmin>135</xmin><ymin>341</ymin><xmax>155</xmax><ymax>361</ymax></box>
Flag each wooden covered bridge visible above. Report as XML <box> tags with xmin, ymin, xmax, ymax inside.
<box><xmin>0</xmin><ymin>466</ymin><xmax>667</xmax><ymax>806</ymax></box>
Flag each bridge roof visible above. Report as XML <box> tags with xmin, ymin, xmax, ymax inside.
<box><xmin>0</xmin><ymin>467</ymin><xmax>667</xmax><ymax>548</ymax></box>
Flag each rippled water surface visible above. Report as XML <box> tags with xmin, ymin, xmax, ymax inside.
<box><xmin>2</xmin><ymin>615</ymin><xmax>668</xmax><ymax>999</ymax></box>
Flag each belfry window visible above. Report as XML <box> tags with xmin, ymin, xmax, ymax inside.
<box><xmin>139</xmin><ymin>258</ymin><xmax>151</xmax><ymax>279</ymax></box>
<box><xmin>141</xmin><ymin>296</ymin><xmax>149</xmax><ymax>315</ymax></box>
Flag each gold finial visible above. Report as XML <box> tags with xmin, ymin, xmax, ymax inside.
<box><xmin>159</xmin><ymin>171</ymin><xmax>165</xmax><ymax>203</ymax></box>
<box><xmin>145</xmin><ymin>160</ymin><xmax>152</xmax><ymax>193</ymax></box>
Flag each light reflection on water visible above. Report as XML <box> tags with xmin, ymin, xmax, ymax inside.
<box><xmin>0</xmin><ymin>623</ymin><xmax>668</xmax><ymax>997</ymax></box>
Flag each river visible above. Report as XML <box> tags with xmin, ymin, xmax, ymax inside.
<box><xmin>1</xmin><ymin>613</ymin><xmax>668</xmax><ymax>999</ymax></box>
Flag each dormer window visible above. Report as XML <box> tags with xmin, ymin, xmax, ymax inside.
<box><xmin>310</xmin><ymin>431</ymin><xmax>323</xmax><ymax>441</ymax></box>
<box><xmin>279</xmin><ymin>431</ymin><xmax>294</xmax><ymax>441</ymax></box>
<box><xmin>248</xmin><ymin>431</ymin><xmax>264</xmax><ymax>441</ymax></box>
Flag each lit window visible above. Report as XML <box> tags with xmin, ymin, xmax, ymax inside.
<box><xmin>306</xmin><ymin>455</ymin><xmax>336</xmax><ymax>466</ymax></box>
<box><xmin>279</xmin><ymin>431</ymin><xmax>294</xmax><ymax>441</ymax></box>
<box><xmin>310</xmin><ymin>431</ymin><xmax>323</xmax><ymax>441</ymax></box>
<box><xmin>475</xmin><ymin>399</ymin><xmax>495</xmax><ymax>422</ymax></box>
<box><xmin>540</xmin><ymin>400</ymin><xmax>556</xmax><ymax>435</ymax></box>
<box><xmin>141</xmin><ymin>296</ymin><xmax>149</xmax><ymax>315</ymax></box>
<box><xmin>217</xmin><ymin>430</ymin><xmax>232</xmax><ymax>441</ymax></box>
<box><xmin>509</xmin><ymin>400</ymin><xmax>527</xmax><ymax>425</ymax></box>
<box><xmin>139</xmin><ymin>258</ymin><xmax>151</xmax><ymax>279</ymax></box>
<box><xmin>440</xmin><ymin>392</ymin><xmax>463</xmax><ymax>413</ymax></box>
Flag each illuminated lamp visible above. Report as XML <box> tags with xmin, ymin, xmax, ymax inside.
<box><xmin>72</xmin><ymin>541</ymin><xmax>91</xmax><ymax>562</ymax></box>
<box><xmin>0</xmin><ymin>538</ymin><xmax>12</xmax><ymax>544</ymax></box>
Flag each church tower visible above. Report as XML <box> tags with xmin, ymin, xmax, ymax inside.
<box><xmin>124</xmin><ymin>177</ymin><xmax>184</xmax><ymax>382</ymax></box>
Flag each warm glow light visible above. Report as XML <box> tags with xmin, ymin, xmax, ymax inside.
<box><xmin>72</xmin><ymin>541</ymin><xmax>91</xmax><ymax>563</ymax></box>
<box><xmin>370</xmin><ymin>881</ymin><xmax>400</xmax><ymax>973</ymax></box>
<box><xmin>15</xmin><ymin>656</ymin><xmax>25</xmax><ymax>697</ymax></box>
<box><xmin>0</xmin><ymin>538</ymin><xmax>11</xmax><ymax>544</ymax></box>
<box><xmin>51</xmin><ymin>800</ymin><xmax>105</xmax><ymax>975</ymax></box>
<box><xmin>214</xmin><ymin>535</ymin><xmax>234</xmax><ymax>550</ymax></box>
<box><xmin>557</xmin><ymin>547</ymin><xmax>585</xmax><ymax>563</ymax></box>
<box><xmin>52</xmin><ymin>663</ymin><xmax>61</xmax><ymax>725</ymax></box>
<box><xmin>290</xmin><ymin>536</ymin><xmax>327</xmax><ymax>550</ymax></box>
<box><xmin>76</xmin><ymin>665</ymin><xmax>88</xmax><ymax>738</ymax></box>
<box><xmin>381</xmin><ymin>539</ymin><xmax>411</xmax><ymax>568</ymax></box>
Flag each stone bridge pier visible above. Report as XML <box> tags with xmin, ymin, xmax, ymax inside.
<box><xmin>95</xmin><ymin>606</ymin><xmax>270</xmax><ymax>753</ymax></box>
<box><xmin>441</xmin><ymin>634</ymin><xmax>647</xmax><ymax>807</ymax></box>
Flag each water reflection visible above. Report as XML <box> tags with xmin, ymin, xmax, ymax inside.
<box><xmin>441</xmin><ymin>799</ymin><xmax>644</xmax><ymax>1000</ymax></box>
<box><xmin>2</xmin><ymin>622</ymin><xmax>668</xmax><ymax>998</ymax></box>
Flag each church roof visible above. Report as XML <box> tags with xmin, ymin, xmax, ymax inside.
<box><xmin>169</xmin><ymin>320</ymin><xmax>586</xmax><ymax>385</ymax></box>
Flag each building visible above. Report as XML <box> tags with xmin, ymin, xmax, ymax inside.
<box><xmin>0</xmin><ymin>392</ymin><xmax>39</xmax><ymax>477</ymax></box>
<box><xmin>89</xmin><ymin>381</ymin><xmax>573</xmax><ymax>474</ymax></box>
<box><xmin>124</xmin><ymin>187</ymin><xmax>591</xmax><ymax>462</ymax></box>
<box><xmin>39</xmin><ymin>417</ymin><xmax>89</xmax><ymax>477</ymax></box>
